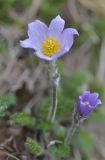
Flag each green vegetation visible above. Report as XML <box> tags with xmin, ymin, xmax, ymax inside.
<box><xmin>0</xmin><ymin>94</ymin><xmax>16</xmax><ymax>117</ymax></box>
<box><xmin>26</xmin><ymin>137</ymin><xmax>43</xmax><ymax>155</ymax></box>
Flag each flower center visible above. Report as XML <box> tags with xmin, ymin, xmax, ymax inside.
<box><xmin>84</xmin><ymin>101</ymin><xmax>90</xmax><ymax>106</ymax></box>
<box><xmin>42</xmin><ymin>37</ymin><xmax>61</xmax><ymax>57</ymax></box>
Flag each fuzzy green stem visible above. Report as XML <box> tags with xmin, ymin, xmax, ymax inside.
<box><xmin>47</xmin><ymin>60</ymin><xmax>60</xmax><ymax>122</ymax></box>
<box><xmin>64</xmin><ymin>108</ymin><xmax>79</xmax><ymax>145</ymax></box>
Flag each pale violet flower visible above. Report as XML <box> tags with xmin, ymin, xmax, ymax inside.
<box><xmin>20</xmin><ymin>15</ymin><xmax>79</xmax><ymax>61</ymax></box>
<box><xmin>77</xmin><ymin>91</ymin><xmax>102</xmax><ymax>116</ymax></box>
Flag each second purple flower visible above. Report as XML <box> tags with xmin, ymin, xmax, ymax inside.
<box><xmin>77</xmin><ymin>91</ymin><xmax>102</xmax><ymax>116</ymax></box>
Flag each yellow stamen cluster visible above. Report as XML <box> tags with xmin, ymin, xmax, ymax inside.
<box><xmin>42</xmin><ymin>37</ymin><xmax>61</xmax><ymax>57</ymax></box>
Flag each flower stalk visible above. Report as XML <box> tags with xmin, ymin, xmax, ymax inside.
<box><xmin>47</xmin><ymin>60</ymin><xmax>60</xmax><ymax>122</ymax></box>
<box><xmin>64</xmin><ymin>107</ymin><xmax>80</xmax><ymax>145</ymax></box>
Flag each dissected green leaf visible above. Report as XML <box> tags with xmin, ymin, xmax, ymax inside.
<box><xmin>51</xmin><ymin>144</ymin><xmax>70</xmax><ymax>158</ymax></box>
<box><xmin>26</xmin><ymin>137</ymin><xmax>43</xmax><ymax>155</ymax></box>
<box><xmin>10</xmin><ymin>112</ymin><xmax>35</xmax><ymax>127</ymax></box>
<box><xmin>0</xmin><ymin>94</ymin><xmax>16</xmax><ymax>117</ymax></box>
<box><xmin>36</xmin><ymin>120</ymin><xmax>54</xmax><ymax>131</ymax></box>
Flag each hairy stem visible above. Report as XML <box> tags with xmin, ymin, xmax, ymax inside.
<box><xmin>47</xmin><ymin>60</ymin><xmax>60</xmax><ymax>122</ymax></box>
<box><xmin>64</xmin><ymin>107</ymin><xmax>79</xmax><ymax>145</ymax></box>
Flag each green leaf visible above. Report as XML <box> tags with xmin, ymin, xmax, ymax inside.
<box><xmin>36</xmin><ymin>120</ymin><xmax>54</xmax><ymax>132</ymax></box>
<box><xmin>51</xmin><ymin>144</ymin><xmax>70</xmax><ymax>158</ymax></box>
<box><xmin>0</xmin><ymin>94</ymin><xmax>16</xmax><ymax>117</ymax></box>
<box><xmin>26</xmin><ymin>137</ymin><xmax>43</xmax><ymax>155</ymax></box>
<box><xmin>53</xmin><ymin>124</ymin><xmax>66</xmax><ymax>140</ymax></box>
<box><xmin>10</xmin><ymin>112</ymin><xmax>35</xmax><ymax>127</ymax></box>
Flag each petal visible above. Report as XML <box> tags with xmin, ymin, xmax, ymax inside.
<box><xmin>94</xmin><ymin>99</ymin><xmax>102</xmax><ymax>108</ymax></box>
<box><xmin>62</xmin><ymin>28</ymin><xmax>79</xmax><ymax>52</ymax></box>
<box><xmin>47</xmin><ymin>29</ymin><xmax>62</xmax><ymax>44</ymax></box>
<box><xmin>82</xmin><ymin>91</ymin><xmax>90</xmax><ymax>102</ymax></box>
<box><xmin>51</xmin><ymin>48</ymin><xmax>67</xmax><ymax>59</ymax></box>
<box><xmin>97</xmin><ymin>99</ymin><xmax>102</xmax><ymax>105</ymax></box>
<box><xmin>78</xmin><ymin>96</ymin><xmax>82</xmax><ymax>101</ymax></box>
<box><xmin>89</xmin><ymin>93</ymin><xmax>99</xmax><ymax>106</ymax></box>
<box><xmin>28</xmin><ymin>20</ymin><xmax>48</xmax><ymax>50</ymax></box>
<box><xmin>20</xmin><ymin>38</ymin><xmax>35</xmax><ymax>49</ymax></box>
<box><xmin>81</xmin><ymin>105</ymin><xmax>92</xmax><ymax>116</ymax></box>
<box><xmin>77</xmin><ymin>100</ymin><xmax>92</xmax><ymax>116</ymax></box>
<box><xmin>47</xmin><ymin>27</ymin><xmax>79</xmax><ymax>59</ymax></box>
<box><xmin>49</xmin><ymin>15</ymin><xmax>65</xmax><ymax>34</ymax></box>
<box><xmin>34</xmin><ymin>51</ymin><xmax>52</xmax><ymax>61</ymax></box>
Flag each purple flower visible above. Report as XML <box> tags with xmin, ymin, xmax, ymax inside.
<box><xmin>20</xmin><ymin>15</ymin><xmax>78</xmax><ymax>61</ymax></box>
<box><xmin>77</xmin><ymin>91</ymin><xmax>102</xmax><ymax>116</ymax></box>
